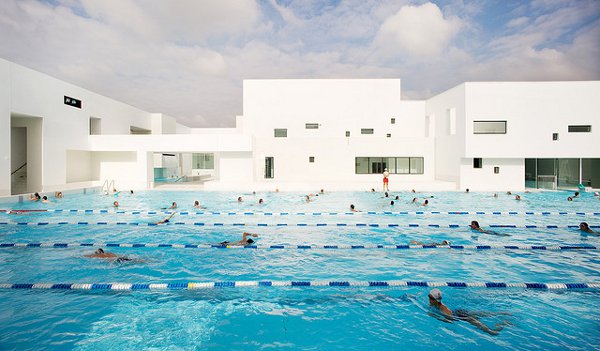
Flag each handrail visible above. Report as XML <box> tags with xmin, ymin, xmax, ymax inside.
<box><xmin>11</xmin><ymin>163</ymin><xmax>26</xmax><ymax>176</ymax></box>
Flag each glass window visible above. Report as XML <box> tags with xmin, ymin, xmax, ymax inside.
<box><xmin>386</xmin><ymin>157</ymin><xmax>396</xmax><ymax>174</ymax></box>
<box><xmin>473</xmin><ymin>121</ymin><xmax>506</xmax><ymax>134</ymax></box>
<box><xmin>345</xmin><ymin>131</ymin><xmax>350</xmax><ymax>137</ymax></box>
<box><xmin>361</xmin><ymin>128</ymin><xmax>374</xmax><ymax>135</ymax></box>
<box><xmin>274</xmin><ymin>129</ymin><xmax>287</xmax><ymax>137</ymax></box>
<box><xmin>192</xmin><ymin>153</ymin><xmax>214</xmax><ymax>169</ymax></box>
<box><xmin>309</xmin><ymin>156</ymin><xmax>315</xmax><ymax>163</ymax></box>
<box><xmin>369</xmin><ymin>157</ymin><xmax>385</xmax><ymax>174</ymax></box>
<box><xmin>265</xmin><ymin>157</ymin><xmax>274</xmax><ymax>178</ymax></box>
<box><xmin>305</xmin><ymin>123</ymin><xmax>319</xmax><ymax>129</ymax></box>
<box><xmin>391</xmin><ymin>118</ymin><xmax>396</xmax><ymax>124</ymax></box>
<box><xmin>396</xmin><ymin>158</ymin><xmax>409</xmax><ymax>174</ymax></box>
<box><xmin>386</xmin><ymin>133</ymin><xmax>391</xmax><ymax>138</ymax></box>
<box><xmin>473</xmin><ymin>158</ymin><xmax>482</xmax><ymax>168</ymax></box>
<box><xmin>552</xmin><ymin>133</ymin><xmax>559</xmax><ymax>141</ymax></box>
<box><xmin>409</xmin><ymin>157</ymin><xmax>424</xmax><ymax>174</ymax></box>
<box><xmin>355</xmin><ymin>157</ymin><xmax>369</xmax><ymax>174</ymax></box>
<box><xmin>568</xmin><ymin>125</ymin><xmax>591</xmax><ymax>133</ymax></box>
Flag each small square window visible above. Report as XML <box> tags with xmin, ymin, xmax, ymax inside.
<box><xmin>305</xmin><ymin>123</ymin><xmax>319</xmax><ymax>129</ymax></box>
<box><xmin>473</xmin><ymin>158</ymin><xmax>482</xmax><ymax>168</ymax></box>
<box><xmin>494</xmin><ymin>166</ymin><xmax>500</xmax><ymax>174</ymax></box>
<box><xmin>345</xmin><ymin>131</ymin><xmax>350</xmax><ymax>137</ymax></box>
<box><xmin>361</xmin><ymin>128</ymin><xmax>374</xmax><ymax>135</ymax></box>
<box><xmin>274</xmin><ymin>128</ymin><xmax>287</xmax><ymax>137</ymax></box>
<box><xmin>309</xmin><ymin>156</ymin><xmax>315</xmax><ymax>163</ymax></box>
<box><xmin>391</xmin><ymin>118</ymin><xmax>396</xmax><ymax>124</ymax></box>
<box><xmin>386</xmin><ymin>133</ymin><xmax>391</xmax><ymax>138</ymax></box>
<box><xmin>552</xmin><ymin>133</ymin><xmax>559</xmax><ymax>141</ymax></box>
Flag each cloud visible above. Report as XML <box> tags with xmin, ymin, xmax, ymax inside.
<box><xmin>373</xmin><ymin>2</ymin><xmax>462</xmax><ymax>59</ymax></box>
<box><xmin>506</xmin><ymin>16</ymin><xmax>529</xmax><ymax>28</ymax></box>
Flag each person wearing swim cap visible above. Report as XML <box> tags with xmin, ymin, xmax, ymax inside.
<box><xmin>155</xmin><ymin>212</ymin><xmax>176</xmax><ymax>224</ymax></box>
<box><xmin>428</xmin><ymin>289</ymin><xmax>511</xmax><ymax>335</ymax></box>
<box><xmin>218</xmin><ymin>232</ymin><xmax>259</xmax><ymax>247</ymax></box>
<box><xmin>579</xmin><ymin>222</ymin><xmax>598</xmax><ymax>234</ymax></box>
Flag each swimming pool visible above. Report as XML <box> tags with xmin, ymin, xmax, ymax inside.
<box><xmin>0</xmin><ymin>190</ymin><xmax>598</xmax><ymax>350</ymax></box>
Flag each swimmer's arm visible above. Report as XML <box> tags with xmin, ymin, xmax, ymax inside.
<box><xmin>242</xmin><ymin>232</ymin><xmax>259</xmax><ymax>241</ymax></box>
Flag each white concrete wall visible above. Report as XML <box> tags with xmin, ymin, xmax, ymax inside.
<box><xmin>427</xmin><ymin>84</ymin><xmax>466</xmax><ymax>186</ymax></box>
<box><xmin>459</xmin><ymin>158</ymin><xmax>524</xmax><ymax>191</ymax></box>
<box><xmin>0</xmin><ymin>61</ymin><xmax>11</xmax><ymax>196</ymax></box>
<box><xmin>66</xmin><ymin>150</ymin><xmax>94</xmax><ymax>183</ymax></box>
<box><xmin>217</xmin><ymin>152</ymin><xmax>253</xmax><ymax>183</ymax></box>
<box><xmin>91</xmin><ymin>151</ymin><xmax>141</xmax><ymax>189</ymax></box>
<box><xmin>464</xmin><ymin>82</ymin><xmax>600</xmax><ymax>158</ymax></box>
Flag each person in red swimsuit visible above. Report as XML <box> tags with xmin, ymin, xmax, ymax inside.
<box><xmin>383</xmin><ymin>168</ymin><xmax>390</xmax><ymax>191</ymax></box>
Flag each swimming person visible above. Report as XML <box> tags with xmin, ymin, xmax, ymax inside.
<box><xmin>422</xmin><ymin>199</ymin><xmax>429</xmax><ymax>206</ymax></box>
<box><xmin>194</xmin><ymin>200</ymin><xmax>200</xmax><ymax>208</ymax></box>
<box><xmin>410</xmin><ymin>240</ymin><xmax>450</xmax><ymax>246</ymax></box>
<box><xmin>85</xmin><ymin>248</ymin><xmax>139</xmax><ymax>263</ymax></box>
<box><xmin>41</xmin><ymin>196</ymin><xmax>50</xmax><ymax>203</ymax></box>
<box><xmin>428</xmin><ymin>288</ymin><xmax>511</xmax><ymax>336</ymax></box>
<box><xmin>168</xmin><ymin>202</ymin><xmax>177</xmax><ymax>209</ymax></box>
<box><xmin>113</xmin><ymin>201</ymin><xmax>119</xmax><ymax>208</ymax></box>
<box><xmin>156</xmin><ymin>212</ymin><xmax>176</xmax><ymax>224</ymax></box>
<box><xmin>29</xmin><ymin>193</ymin><xmax>41</xmax><ymax>201</ymax></box>
<box><xmin>579</xmin><ymin>222</ymin><xmax>597</xmax><ymax>234</ymax></box>
<box><xmin>515</xmin><ymin>195</ymin><xmax>521</xmax><ymax>201</ymax></box>
<box><xmin>218</xmin><ymin>232</ymin><xmax>259</xmax><ymax>247</ymax></box>
<box><xmin>469</xmin><ymin>221</ymin><xmax>509</xmax><ymax>236</ymax></box>
<box><xmin>350</xmin><ymin>204</ymin><xmax>359</xmax><ymax>212</ymax></box>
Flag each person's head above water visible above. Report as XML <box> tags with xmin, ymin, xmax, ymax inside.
<box><xmin>350</xmin><ymin>204</ymin><xmax>355</xmax><ymax>210</ymax></box>
<box><xmin>579</xmin><ymin>222</ymin><xmax>590</xmax><ymax>231</ymax></box>
<box><xmin>246</xmin><ymin>238</ymin><xmax>254</xmax><ymax>244</ymax></box>
<box><xmin>428</xmin><ymin>288</ymin><xmax>442</xmax><ymax>302</ymax></box>
<box><xmin>95</xmin><ymin>248</ymin><xmax>105</xmax><ymax>254</ymax></box>
<box><xmin>470</xmin><ymin>220</ymin><xmax>480</xmax><ymax>229</ymax></box>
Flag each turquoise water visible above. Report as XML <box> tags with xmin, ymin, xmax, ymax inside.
<box><xmin>0</xmin><ymin>190</ymin><xmax>599</xmax><ymax>350</ymax></box>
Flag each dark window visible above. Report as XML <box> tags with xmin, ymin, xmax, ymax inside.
<box><xmin>361</xmin><ymin>128</ymin><xmax>374</xmax><ymax>135</ymax></box>
<box><xmin>494</xmin><ymin>167</ymin><xmax>500</xmax><ymax>174</ymax></box>
<box><xmin>265</xmin><ymin>157</ymin><xmax>274</xmax><ymax>178</ymax></box>
<box><xmin>355</xmin><ymin>157</ymin><xmax>424</xmax><ymax>174</ymax></box>
<box><xmin>386</xmin><ymin>133</ymin><xmax>391</xmax><ymax>138</ymax></box>
<box><xmin>552</xmin><ymin>133</ymin><xmax>559</xmax><ymax>141</ymax></box>
<box><xmin>274</xmin><ymin>129</ymin><xmax>287</xmax><ymax>137</ymax></box>
<box><xmin>568</xmin><ymin>125</ymin><xmax>591</xmax><ymax>133</ymax></box>
<box><xmin>309</xmin><ymin>156</ymin><xmax>315</xmax><ymax>163</ymax></box>
<box><xmin>473</xmin><ymin>158</ymin><xmax>482</xmax><ymax>168</ymax></box>
<box><xmin>391</xmin><ymin>118</ymin><xmax>396</xmax><ymax>124</ymax></box>
<box><xmin>305</xmin><ymin>123</ymin><xmax>319</xmax><ymax>129</ymax></box>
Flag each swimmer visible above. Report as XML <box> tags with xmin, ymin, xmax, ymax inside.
<box><xmin>428</xmin><ymin>288</ymin><xmax>511</xmax><ymax>336</ymax></box>
<box><xmin>258</xmin><ymin>198</ymin><xmax>264</xmax><ymax>204</ymax></box>
<box><xmin>168</xmin><ymin>202</ymin><xmax>177</xmax><ymax>209</ymax></box>
<box><xmin>130</xmin><ymin>190</ymin><xmax>134</xmax><ymax>194</ymax></box>
<box><xmin>506</xmin><ymin>191</ymin><xmax>512</xmax><ymax>195</ymax></box>
<box><xmin>411</xmin><ymin>189</ymin><xmax>416</xmax><ymax>193</ymax></box>
<box><xmin>594</xmin><ymin>192</ymin><xmax>599</xmax><ymax>197</ymax></box>
<box><xmin>55</xmin><ymin>191</ymin><xmax>63</xmax><ymax>198</ymax></box>
<box><xmin>237</xmin><ymin>196</ymin><xmax>243</xmax><ymax>202</ymax></box>
<box><xmin>411</xmin><ymin>197</ymin><xmax>418</xmax><ymax>203</ymax></box>
<box><xmin>371</xmin><ymin>188</ymin><xmax>375</xmax><ymax>192</ymax></box>
<box><xmin>567</xmin><ymin>197</ymin><xmax>573</xmax><ymax>201</ymax></box>
<box><xmin>29</xmin><ymin>192</ymin><xmax>41</xmax><ymax>201</ymax></box>
<box><xmin>305</xmin><ymin>195</ymin><xmax>311</xmax><ymax>203</ymax></box>
<box><xmin>218</xmin><ymin>232</ymin><xmax>259</xmax><ymax>247</ymax></box>
<box><xmin>384</xmin><ymin>192</ymin><xmax>389</xmax><ymax>198</ymax></box>
<box><xmin>465</xmin><ymin>188</ymin><xmax>470</xmax><ymax>193</ymax></box>
<box><xmin>410</xmin><ymin>240</ymin><xmax>450</xmax><ymax>246</ymax></box>
<box><xmin>422</xmin><ymin>199</ymin><xmax>429</xmax><ymax>206</ymax></box>
<box><xmin>515</xmin><ymin>195</ymin><xmax>521</xmax><ymax>201</ymax></box>
<box><xmin>390</xmin><ymin>200</ymin><xmax>395</xmax><ymax>206</ymax></box>
<box><xmin>113</xmin><ymin>201</ymin><xmax>119</xmax><ymax>208</ymax></box>
<box><xmin>493</xmin><ymin>193</ymin><xmax>498</xmax><ymax>198</ymax></box>
<box><xmin>156</xmin><ymin>212</ymin><xmax>176</xmax><ymax>224</ymax></box>
<box><xmin>469</xmin><ymin>220</ymin><xmax>509</xmax><ymax>236</ymax></box>
<box><xmin>84</xmin><ymin>248</ymin><xmax>138</xmax><ymax>263</ymax></box>
<box><xmin>574</xmin><ymin>191</ymin><xmax>580</xmax><ymax>198</ymax></box>
<box><xmin>41</xmin><ymin>196</ymin><xmax>50</xmax><ymax>203</ymax></box>
<box><xmin>395</xmin><ymin>195</ymin><xmax>400</xmax><ymax>200</ymax></box>
<box><xmin>194</xmin><ymin>200</ymin><xmax>200</xmax><ymax>208</ymax></box>
<box><xmin>350</xmin><ymin>204</ymin><xmax>359</xmax><ymax>212</ymax></box>
<box><xmin>579</xmin><ymin>222</ymin><xmax>597</xmax><ymax>234</ymax></box>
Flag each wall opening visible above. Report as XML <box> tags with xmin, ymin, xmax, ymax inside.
<box><xmin>11</xmin><ymin>115</ymin><xmax>43</xmax><ymax>195</ymax></box>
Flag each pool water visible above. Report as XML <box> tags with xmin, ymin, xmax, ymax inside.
<box><xmin>0</xmin><ymin>190</ymin><xmax>599</xmax><ymax>350</ymax></box>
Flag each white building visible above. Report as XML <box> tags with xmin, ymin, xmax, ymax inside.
<box><xmin>1</xmin><ymin>58</ymin><xmax>599</xmax><ymax>197</ymax></box>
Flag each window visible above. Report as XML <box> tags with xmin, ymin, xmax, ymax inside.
<box><xmin>386</xmin><ymin>133</ymin><xmax>391</xmax><ymax>138</ymax></box>
<box><xmin>265</xmin><ymin>157</ymin><xmax>274</xmax><ymax>178</ymax></box>
<box><xmin>494</xmin><ymin>167</ymin><xmax>500</xmax><ymax>174</ymax></box>
<box><xmin>568</xmin><ymin>125</ymin><xmax>591</xmax><ymax>133</ymax></box>
<box><xmin>361</xmin><ymin>128</ymin><xmax>374</xmax><ymax>135</ymax></box>
<box><xmin>345</xmin><ymin>131</ymin><xmax>350</xmax><ymax>137</ymax></box>
<box><xmin>391</xmin><ymin>118</ymin><xmax>396</xmax><ymax>124</ymax></box>
<box><xmin>473</xmin><ymin>121</ymin><xmax>506</xmax><ymax>134</ymax></box>
<box><xmin>552</xmin><ymin>133</ymin><xmax>559</xmax><ymax>141</ymax></box>
<box><xmin>355</xmin><ymin>157</ymin><xmax>424</xmax><ymax>174</ymax></box>
<box><xmin>305</xmin><ymin>123</ymin><xmax>319</xmax><ymax>129</ymax></box>
<box><xmin>130</xmin><ymin>126</ymin><xmax>151</xmax><ymax>134</ymax></box>
<box><xmin>89</xmin><ymin>117</ymin><xmax>101</xmax><ymax>135</ymax></box>
<box><xmin>447</xmin><ymin>108</ymin><xmax>456</xmax><ymax>135</ymax></box>
<box><xmin>309</xmin><ymin>156</ymin><xmax>315</xmax><ymax>163</ymax></box>
<box><xmin>274</xmin><ymin>128</ymin><xmax>287</xmax><ymax>137</ymax></box>
<box><xmin>192</xmin><ymin>153</ymin><xmax>214</xmax><ymax>169</ymax></box>
<box><xmin>473</xmin><ymin>158</ymin><xmax>482</xmax><ymax>168</ymax></box>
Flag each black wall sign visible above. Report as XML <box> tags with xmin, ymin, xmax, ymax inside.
<box><xmin>64</xmin><ymin>96</ymin><xmax>82</xmax><ymax>109</ymax></box>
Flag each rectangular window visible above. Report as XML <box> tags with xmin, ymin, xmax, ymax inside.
<box><xmin>386</xmin><ymin>133</ymin><xmax>391</xmax><ymax>138</ymax></box>
<box><xmin>130</xmin><ymin>126</ymin><xmax>151</xmax><ymax>135</ymax></box>
<box><xmin>552</xmin><ymin>133</ymin><xmax>559</xmax><ymax>141</ymax></box>
<box><xmin>473</xmin><ymin>158</ymin><xmax>482</xmax><ymax>168</ymax></box>
<box><xmin>89</xmin><ymin>117</ymin><xmax>101</xmax><ymax>135</ymax></box>
<box><xmin>494</xmin><ymin>166</ymin><xmax>500</xmax><ymax>174</ymax></box>
<box><xmin>265</xmin><ymin>157</ymin><xmax>274</xmax><ymax>178</ymax></box>
<box><xmin>274</xmin><ymin>128</ymin><xmax>287</xmax><ymax>137</ymax></box>
<box><xmin>473</xmin><ymin>121</ymin><xmax>506</xmax><ymax>134</ymax></box>
<box><xmin>192</xmin><ymin>153</ymin><xmax>214</xmax><ymax>169</ymax></box>
<box><xmin>309</xmin><ymin>156</ymin><xmax>315</xmax><ymax>163</ymax></box>
<box><xmin>345</xmin><ymin>131</ymin><xmax>350</xmax><ymax>137</ymax></box>
<box><xmin>391</xmin><ymin>118</ymin><xmax>396</xmax><ymax>124</ymax></box>
<box><xmin>568</xmin><ymin>125</ymin><xmax>591</xmax><ymax>133</ymax></box>
<box><xmin>355</xmin><ymin>157</ymin><xmax>424</xmax><ymax>174</ymax></box>
<box><xmin>305</xmin><ymin>123</ymin><xmax>319</xmax><ymax>129</ymax></box>
<box><xmin>361</xmin><ymin>128</ymin><xmax>374</xmax><ymax>135</ymax></box>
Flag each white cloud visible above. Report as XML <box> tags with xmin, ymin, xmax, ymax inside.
<box><xmin>506</xmin><ymin>16</ymin><xmax>529</xmax><ymax>28</ymax></box>
<box><xmin>374</xmin><ymin>2</ymin><xmax>462</xmax><ymax>59</ymax></box>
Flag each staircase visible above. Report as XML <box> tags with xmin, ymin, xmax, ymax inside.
<box><xmin>11</xmin><ymin>163</ymin><xmax>27</xmax><ymax>195</ymax></box>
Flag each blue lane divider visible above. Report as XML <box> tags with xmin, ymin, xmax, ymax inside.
<box><xmin>3</xmin><ymin>210</ymin><xmax>600</xmax><ymax>216</ymax></box>
<box><xmin>1</xmin><ymin>281</ymin><xmax>598</xmax><ymax>291</ymax></box>
<box><xmin>0</xmin><ymin>242</ymin><xmax>596</xmax><ymax>251</ymax></box>
<box><xmin>0</xmin><ymin>221</ymin><xmax>597</xmax><ymax>228</ymax></box>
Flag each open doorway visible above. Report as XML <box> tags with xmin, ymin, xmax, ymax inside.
<box><xmin>11</xmin><ymin>115</ymin><xmax>42</xmax><ymax>195</ymax></box>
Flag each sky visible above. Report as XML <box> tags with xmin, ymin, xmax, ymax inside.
<box><xmin>1</xmin><ymin>0</ymin><xmax>599</xmax><ymax>127</ymax></box>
